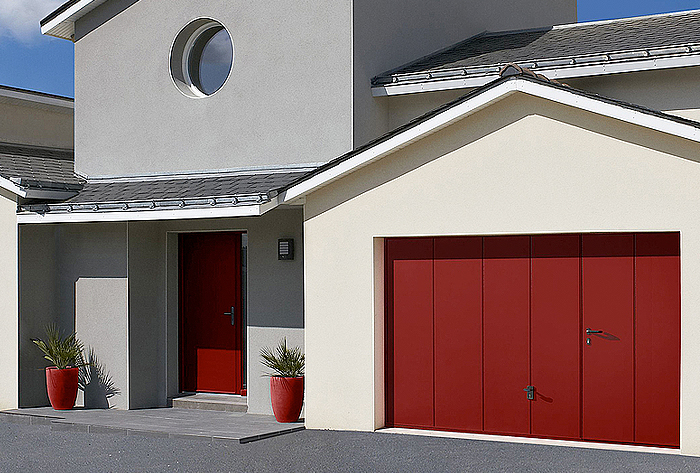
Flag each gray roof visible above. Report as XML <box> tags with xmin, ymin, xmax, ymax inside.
<box><xmin>20</xmin><ymin>169</ymin><xmax>311</xmax><ymax>214</ymax></box>
<box><xmin>67</xmin><ymin>171</ymin><xmax>309</xmax><ymax>204</ymax></box>
<box><xmin>373</xmin><ymin>10</ymin><xmax>700</xmax><ymax>86</ymax></box>
<box><xmin>0</xmin><ymin>142</ymin><xmax>81</xmax><ymax>190</ymax></box>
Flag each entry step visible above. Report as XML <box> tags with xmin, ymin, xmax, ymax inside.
<box><xmin>171</xmin><ymin>393</ymin><xmax>247</xmax><ymax>413</ymax></box>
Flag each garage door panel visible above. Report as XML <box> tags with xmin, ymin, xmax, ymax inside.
<box><xmin>386</xmin><ymin>233</ymin><xmax>680</xmax><ymax>447</ymax></box>
<box><xmin>635</xmin><ymin>233</ymin><xmax>680</xmax><ymax>447</ymax></box>
<box><xmin>386</xmin><ymin>238</ymin><xmax>434</xmax><ymax>428</ymax></box>
<box><xmin>582</xmin><ymin>234</ymin><xmax>635</xmax><ymax>443</ymax></box>
<box><xmin>483</xmin><ymin>236</ymin><xmax>530</xmax><ymax>435</ymax></box>
<box><xmin>531</xmin><ymin>235</ymin><xmax>581</xmax><ymax>439</ymax></box>
<box><xmin>434</xmin><ymin>237</ymin><xmax>483</xmax><ymax>431</ymax></box>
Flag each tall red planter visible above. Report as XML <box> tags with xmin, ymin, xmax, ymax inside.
<box><xmin>45</xmin><ymin>367</ymin><xmax>79</xmax><ymax>410</ymax></box>
<box><xmin>270</xmin><ymin>377</ymin><xmax>304</xmax><ymax>422</ymax></box>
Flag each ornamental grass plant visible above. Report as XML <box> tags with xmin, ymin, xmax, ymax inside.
<box><xmin>260</xmin><ymin>337</ymin><xmax>305</xmax><ymax>378</ymax></box>
<box><xmin>31</xmin><ymin>325</ymin><xmax>89</xmax><ymax>370</ymax></box>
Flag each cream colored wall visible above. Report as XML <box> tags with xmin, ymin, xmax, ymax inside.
<box><xmin>303</xmin><ymin>93</ymin><xmax>700</xmax><ymax>455</ymax></box>
<box><xmin>0</xmin><ymin>189</ymin><xmax>17</xmax><ymax>409</ymax></box>
<box><xmin>0</xmin><ymin>101</ymin><xmax>73</xmax><ymax>149</ymax></box>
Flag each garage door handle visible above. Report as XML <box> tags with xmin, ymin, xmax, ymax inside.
<box><xmin>224</xmin><ymin>307</ymin><xmax>235</xmax><ymax>326</ymax></box>
<box><xmin>586</xmin><ymin>328</ymin><xmax>603</xmax><ymax>334</ymax></box>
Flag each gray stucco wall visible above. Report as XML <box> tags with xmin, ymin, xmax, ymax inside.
<box><xmin>350</xmin><ymin>0</ymin><xmax>577</xmax><ymax>148</ymax></box>
<box><xmin>153</xmin><ymin>208</ymin><xmax>304</xmax><ymax>411</ymax></box>
<box><xmin>18</xmin><ymin>223</ymin><xmax>128</xmax><ymax>408</ymax></box>
<box><xmin>74</xmin><ymin>0</ymin><xmax>352</xmax><ymax>177</ymax></box>
<box><xmin>73</xmin><ymin>0</ymin><xmax>576</xmax><ymax>178</ymax></box>
<box><xmin>64</xmin><ymin>208</ymin><xmax>303</xmax><ymax>410</ymax></box>
<box><xmin>18</xmin><ymin>225</ymin><xmax>59</xmax><ymax>407</ymax></box>
<box><xmin>18</xmin><ymin>209</ymin><xmax>303</xmax><ymax>411</ymax></box>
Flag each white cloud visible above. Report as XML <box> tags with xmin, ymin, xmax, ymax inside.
<box><xmin>0</xmin><ymin>0</ymin><xmax>66</xmax><ymax>43</ymax></box>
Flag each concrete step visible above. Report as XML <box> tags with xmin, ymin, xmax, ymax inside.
<box><xmin>171</xmin><ymin>393</ymin><xmax>248</xmax><ymax>413</ymax></box>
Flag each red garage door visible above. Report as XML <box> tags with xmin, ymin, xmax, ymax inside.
<box><xmin>385</xmin><ymin>233</ymin><xmax>680</xmax><ymax>448</ymax></box>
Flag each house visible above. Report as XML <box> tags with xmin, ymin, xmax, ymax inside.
<box><xmin>0</xmin><ymin>86</ymin><xmax>74</xmax><ymax>411</ymax></box>
<box><xmin>5</xmin><ymin>0</ymin><xmax>700</xmax><ymax>454</ymax></box>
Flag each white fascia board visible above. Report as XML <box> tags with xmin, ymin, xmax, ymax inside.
<box><xmin>286</xmin><ymin>78</ymin><xmax>700</xmax><ymax>202</ymax></box>
<box><xmin>282</xmin><ymin>81</ymin><xmax>519</xmax><ymax>202</ymax></box>
<box><xmin>23</xmin><ymin>189</ymin><xmax>80</xmax><ymax>200</ymax></box>
<box><xmin>17</xmin><ymin>203</ymin><xmax>268</xmax><ymax>225</ymax></box>
<box><xmin>0</xmin><ymin>88</ymin><xmax>73</xmax><ymax>110</ymax></box>
<box><xmin>513</xmin><ymin>80</ymin><xmax>700</xmax><ymax>142</ymax></box>
<box><xmin>372</xmin><ymin>54</ymin><xmax>700</xmax><ymax>97</ymax></box>
<box><xmin>0</xmin><ymin>177</ymin><xmax>26</xmax><ymax>198</ymax></box>
<box><xmin>40</xmin><ymin>0</ymin><xmax>98</xmax><ymax>39</ymax></box>
<box><xmin>0</xmin><ymin>177</ymin><xmax>79</xmax><ymax>200</ymax></box>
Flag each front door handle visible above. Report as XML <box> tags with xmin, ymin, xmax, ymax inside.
<box><xmin>524</xmin><ymin>385</ymin><xmax>535</xmax><ymax>400</ymax></box>
<box><xmin>224</xmin><ymin>306</ymin><xmax>235</xmax><ymax>326</ymax></box>
<box><xmin>586</xmin><ymin>328</ymin><xmax>603</xmax><ymax>335</ymax></box>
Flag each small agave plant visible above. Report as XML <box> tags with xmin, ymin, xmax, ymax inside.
<box><xmin>31</xmin><ymin>324</ymin><xmax>89</xmax><ymax>370</ymax></box>
<box><xmin>260</xmin><ymin>337</ymin><xmax>305</xmax><ymax>378</ymax></box>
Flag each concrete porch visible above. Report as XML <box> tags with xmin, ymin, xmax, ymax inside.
<box><xmin>0</xmin><ymin>407</ymin><xmax>303</xmax><ymax>444</ymax></box>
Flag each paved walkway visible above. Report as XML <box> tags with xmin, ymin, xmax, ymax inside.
<box><xmin>0</xmin><ymin>407</ymin><xmax>303</xmax><ymax>444</ymax></box>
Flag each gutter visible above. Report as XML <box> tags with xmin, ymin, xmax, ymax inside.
<box><xmin>372</xmin><ymin>46</ymin><xmax>700</xmax><ymax>97</ymax></box>
<box><xmin>0</xmin><ymin>176</ymin><xmax>79</xmax><ymax>200</ymax></box>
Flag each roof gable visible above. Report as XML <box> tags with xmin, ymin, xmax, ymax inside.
<box><xmin>283</xmin><ymin>73</ymin><xmax>700</xmax><ymax>203</ymax></box>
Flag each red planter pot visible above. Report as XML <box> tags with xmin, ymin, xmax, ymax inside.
<box><xmin>45</xmin><ymin>367</ymin><xmax>79</xmax><ymax>410</ymax></box>
<box><xmin>270</xmin><ymin>376</ymin><xmax>304</xmax><ymax>423</ymax></box>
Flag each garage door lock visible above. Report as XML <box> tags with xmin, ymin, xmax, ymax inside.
<box><xmin>524</xmin><ymin>385</ymin><xmax>535</xmax><ymax>400</ymax></box>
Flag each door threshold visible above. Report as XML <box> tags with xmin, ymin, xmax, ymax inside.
<box><xmin>378</xmin><ymin>428</ymin><xmax>682</xmax><ymax>455</ymax></box>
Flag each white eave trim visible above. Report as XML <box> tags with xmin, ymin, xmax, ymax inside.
<box><xmin>0</xmin><ymin>177</ymin><xmax>78</xmax><ymax>200</ymax></box>
<box><xmin>0</xmin><ymin>177</ymin><xmax>26</xmax><ymax>198</ymax></box>
<box><xmin>372</xmin><ymin>53</ymin><xmax>700</xmax><ymax>97</ymax></box>
<box><xmin>40</xmin><ymin>0</ymin><xmax>100</xmax><ymax>40</ymax></box>
<box><xmin>285</xmin><ymin>78</ymin><xmax>700</xmax><ymax>202</ymax></box>
<box><xmin>0</xmin><ymin>88</ymin><xmax>73</xmax><ymax>110</ymax></box>
<box><xmin>17</xmin><ymin>198</ymin><xmax>279</xmax><ymax>224</ymax></box>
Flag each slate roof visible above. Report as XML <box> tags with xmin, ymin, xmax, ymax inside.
<box><xmin>65</xmin><ymin>171</ymin><xmax>309</xmax><ymax>204</ymax></box>
<box><xmin>373</xmin><ymin>10</ymin><xmax>700</xmax><ymax>87</ymax></box>
<box><xmin>0</xmin><ymin>142</ymin><xmax>81</xmax><ymax>190</ymax></box>
<box><xmin>20</xmin><ymin>169</ymin><xmax>311</xmax><ymax>214</ymax></box>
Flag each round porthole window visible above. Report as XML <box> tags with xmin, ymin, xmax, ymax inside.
<box><xmin>170</xmin><ymin>19</ymin><xmax>233</xmax><ymax>98</ymax></box>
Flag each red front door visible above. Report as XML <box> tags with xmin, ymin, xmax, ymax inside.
<box><xmin>180</xmin><ymin>232</ymin><xmax>243</xmax><ymax>394</ymax></box>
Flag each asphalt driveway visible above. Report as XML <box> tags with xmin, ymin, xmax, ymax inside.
<box><xmin>1</xmin><ymin>417</ymin><xmax>698</xmax><ymax>472</ymax></box>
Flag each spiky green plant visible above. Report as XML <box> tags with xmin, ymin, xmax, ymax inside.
<box><xmin>31</xmin><ymin>325</ymin><xmax>89</xmax><ymax>370</ymax></box>
<box><xmin>260</xmin><ymin>338</ymin><xmax>305</xmax><ymax>378</ymax></box>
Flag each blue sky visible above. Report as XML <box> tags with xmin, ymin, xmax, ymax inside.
<box><xmin>1</xmin><ymin>0</ymin><xmax>700</xmax><ymax>98</ymax></box>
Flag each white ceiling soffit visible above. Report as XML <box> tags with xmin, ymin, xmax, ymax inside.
<box><xmin>283</xmin><ymin>78</ymin><xmax>700</xmax><ymax>202</ymax></box>
<box><xmin>40</xmin><ymin>0</ymin><xmax>108</xmax><ymax>40</ymax></box>
<box><xmin>373</xmin><ymin>51</ymin><xmax>700</xmax><ymax>97</ymax></box>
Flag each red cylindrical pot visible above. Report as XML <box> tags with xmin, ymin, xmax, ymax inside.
<box><xmin>45</xmin><ymin>367</ymin><xmax>79</xmax><ymax>410</ymax></box>
<box><xmin>270</xmin><ymin>376</ymin><xmax>304</xmax><ymax>423</ymax></box>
